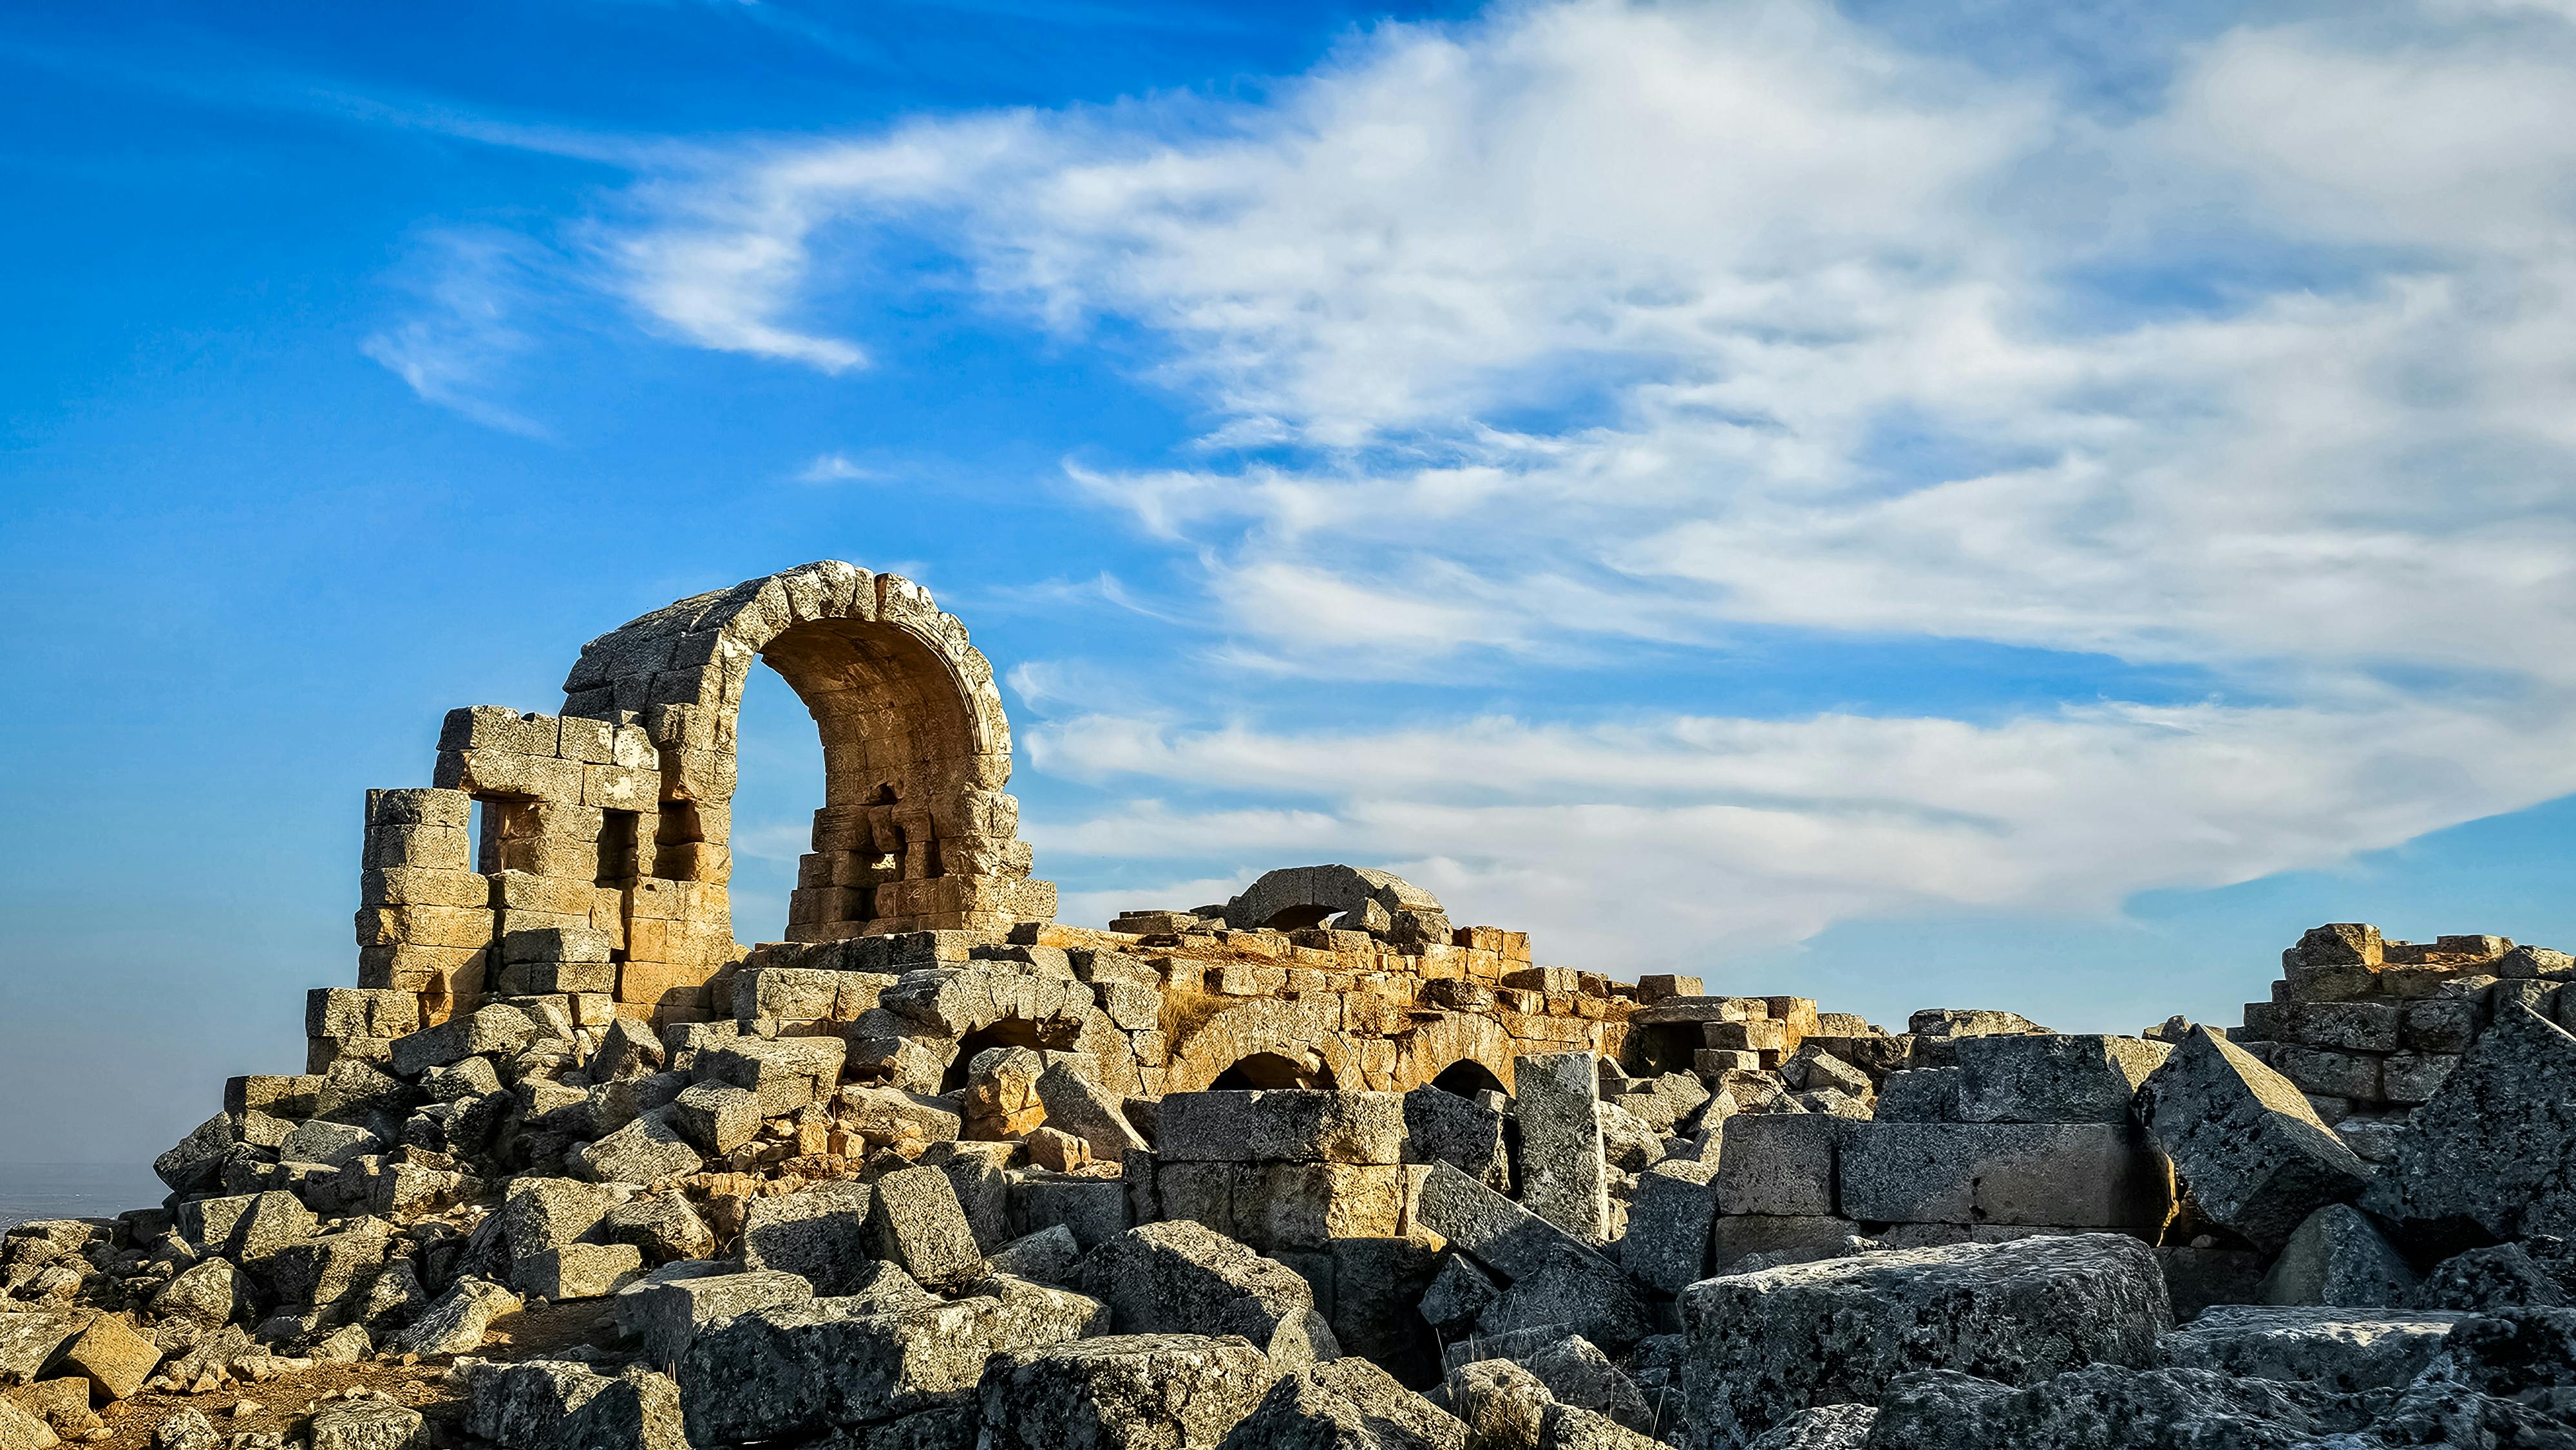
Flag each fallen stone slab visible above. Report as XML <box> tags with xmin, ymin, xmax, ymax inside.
<box><xmin>2255</xmin><ymin>1204</ymin><xmax>2418</xmax><ymax>1308</ymax></box>
<box><xmin>1517</xmin><ymin>1335</ymin><xmax>1656</xmax><ymax>1436</ymax></box>
<box><xmin>1217</xmin><ymin>1358</ymin><xmax>1467</xmax><ymax>1450</ymax></box>
<box><xmin>677</xmin><ymin>1277</ymin><xmax>1106</xmax><ymax>1444</ymax></box>
<box><xmin>868</xmin><ymin>1166</ymin><xmax>989</xmax><ymax>1293</ymax></box>
<box><xmin>975</xmin><ymin>1333</ymin><xmax>1278</xmax><ymax>1450</ymax></box>
<box><xmin>1515</xmin><ymin>1051</ymin><xmax>1611</xmax><ymax>1245</ymax></box>
<box><xmin>388</xmin><ymin>1277</ymin><xmax>520</xmax><ymax>1356</ymax></box>
<box><xmin>390</xmin><ymin>1006</ymin><xmax>536</xmax><ymax>1078</ymax></box>
<box><xmin>306</xmin><ymin>1393</ymin><xmax>426</xmax><ymax>1450</ymax></box>
<box><xmin>2158</xmin><ymin>1305</ymin><xmax>2467</xmax><ymax>1394</ymax></box>
<box><xmin>1034</xmin><ymin>1063</ymin><xmax>1148</xmax><ymax>1159</ymax></box>
<box><xmin>665</xmin><ymin>1082</ymin><xmax>759</xmax><ymax>1156</ymax></box>
<box><xmin>1474</xmin><ymin>1245</ymin><xmax>1654</xmax><ymax>1356</ymax></box>
<box><xmin>493</xmin><ymin>1178</ymin><xmax>615</xmax><ymax>1268</ymax></box>
<box><xmin>1159</xmin><ymin>1091</ymin><xmax>1405</xmax><ymax>1165</ymax></box>
<box><xmin>521</xmin><ymin>1243</ymin><xmax>645</xmax><ymax>1302</ymax></box>
<box><xmin>1411</xmin><ymin>1161</ymin><xmax>1605</xmax><ymax>1285</ymax></box>
<box><xmin>44</xmin><ymin>1315</ymin><xmax>160</xmax><ymax>1402</ymax></box>
<box><xmin>0</xmin><ymin>1397</ymin><xmax>57</xmax><ymax>1450</ymax></box>
<box><xmin>989</xmin><ymin>1226</ymin><xmax>1083</xmax><ymax>1288</ymax></box>
<box><xmin>148</xmin><ymin>1261</ymin><xmax>240</xmax><ymax>1328</ymax></box>
<box><xmin>2134</xmin><ymin>1028</ymin><xmax>2370</xmax><ymax>1254</ymax></box>
<box><xmin>1864</xmin><ymin>1364</ymin><xmax>2332</xmax><ymax>1449</ymax></box>
<box><xmin>1417</xmin><ymin>1255</ymin><xmax>1501</xmax><ymax>1334</ymax></box>
<box><xmin>1678</xmin><ymin>1234</ymin><xmax>2170</xmax><ymax>1449</ymax></box>
<box><xmin>571</xmin><ymin>1108</ymin><xmax>703</xmax><ymax>1185</ymax></box>
<box><xmin>1742</xmin><ymin>1404</ymin><xmax>1874</xmax><ymax>1450</ymax></box>
<box><xmin>1441</xmin><ymin>1360</ymin><xmax>1660</xmax><ymax>1450</ymax></box>
<box><xmin>462</xmin><ymin>1358</ymin><xmax>687</xmax><ymax>1450</ymax></box>
<box><xmin>614</xmin><ymin>1268</ymin><xmax>813</xmax><ymax>1368</ymax></box>
<box><xmin>2410</xmin><ymin>1242</ymin><xmax>2571</xmax><ymax>1310</ymax></box>
<box><xmin>693</xmin><ymin>1037</ymin><xmax>846</xmax><ymax>1118</ymax></box>
<box><xmin>1712</xmin><ymin>1113</ymin><xmax>1845</xmax><ymax>1218</ymax></box>
<box><xmin>1079</xmin><ymin>1221</ymin><xmax>1340</xmax><ymax>1367</ymax></box>
<box><xmin>741</xmin><ymin>1181</ymin><xmax>876</xmax><ymax>1295</ymax></box>
<box><xmin>2360</xmin><ymin>1004</ymin><xmax>2576</xmax><ymax>1248</ymax></box>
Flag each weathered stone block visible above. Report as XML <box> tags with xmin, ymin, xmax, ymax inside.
<box><xmin>2159</xmin><ymin>1305</ymin><xmax>2466</xmax><ymax>1393</ymax></box>
<box><xmin>44</xmin><ymin>1316</ymin><xmax>160</xmax><ymax>1403</ymax></box>
<box><xmin>1714</xmin><ymin>1113</ymin><xmax>1845</xmax><ymax>1218</ymax></box>
<box><xmin>1236</xmin><ymin>1163</ymin><xmax>1405</xmax><ymax>1251</ymax></box>
<box><xmin>2362</xmin><ymin>1004</ymin><xmax>2576</xmax><ymax>1247</ymax></box>
<box><xmin>1079</xmin><ymin>1221</ymin><xmax>1340</xmax><ymax>1366</ymax></box>
<box><xmin>1411</xmin><ymin>1160</ymin><xmax>1605</xmax><ymax>1286</ymax></box>
<box><xmin>975</xmin><ymin>1333</ymin><xmax>1279</xmax><ymax>1450</ymax></box>
<box><xmin>2135</xmin><ymin>1028</ymin><xmax>2370</xmax><ymax>1254</ymax></box>
<box><xmin>614</xmin><ymin>1268</ymin><xmax>813</xmax><ymax>1368</ymax></box>
<box><xmin>390</xmin><ymin>1005</ymin><xmax>536</xmax><ymax>1078</ymax></box>
<box><xmin>522</xmin><ymin>1243</ymin><xmax>645</xmax><ymax>1302</ymax></box>
<box><xmin>571</xmin><ymin>1107</ymin><xmax>704</xmax><ymax>1185</ymax></box>
<box><xmin>1678</xmin><ymin>1234</ymin><xmax>2169</xmax><ymax>1449</ymax></box>
<box><xmin>1158</xmin><ymin>1091</ymin><xmax>1405</xmax><ymax>1165</ymax></box>
<box><xmin>2254</xmin><ymin>1203</ymin><xmax>2417</xmax><ymax>1308</ymax></box>
<box><xmin>1941</xmin><ymin>1035</ymin><xmax>2168</xmax><ymax>1124</ymax></box>
<box><xmin>1624</xmin><ymin>1162</ymin><xmax>1718</xmax><ymax>1295</ymax></box>
<box><xmin>694</xmin><ymin>1037</ymin><xmax>845</xmax><ymax>1117</ymax></box>
<box><xmin>741</xmin><ymin>1182</ymin><xmax>876</xmax><ymax>1295</ymax></box>
<box><xmin>666</xmin><ymin>1081</ymin><xmax>759</xmax><ymax>1155</ymax></box>
<box><xmin>867</xmin><ymin>1167</ymin><xmax>987</xmax><ymax>1293</ymax></box>
<box><xmin>1837</xmin><ymin>1122</ymin><xmax>2170</xmax><ymax>1229</ymax></box>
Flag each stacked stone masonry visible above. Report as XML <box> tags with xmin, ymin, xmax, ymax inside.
<box><xmin>24</xmin><ymin>562</ymin><xmax>2576</xmax><ymax>1450</ymax></box>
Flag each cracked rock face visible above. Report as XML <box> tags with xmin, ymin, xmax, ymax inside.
<box><xmin>976</xmin><ymin>1333</ymin><xmax>1279</xmax><ymax>1450</ymax></box>
<box><xmin>2362</xmin><ymin>1005</ymin><xmax>2576</xmax><ymax>1249</ymax></box>
<box><xmin>1678</xmin><ymin>1234</ymin><xmax>2170</xmax><ymax>1450</ymax></box>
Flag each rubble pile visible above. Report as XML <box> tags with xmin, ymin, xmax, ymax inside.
<box><xmin>7</xmin><ymin>562</ymin><xmax>2573</xmax><ymax>1449</ymax></box>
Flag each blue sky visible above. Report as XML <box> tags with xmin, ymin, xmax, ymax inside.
<box><xmin>7</xmin><ymin>0</ymin><xmax>2576</xmax><ymax>1166</ymax></box>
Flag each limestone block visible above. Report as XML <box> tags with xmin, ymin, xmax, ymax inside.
<box><xmin>2380</xmin><ymin>1051</ymin><xmax>2458</xmax><ymax>1105</ymax></box>
<box><xmin>276</xmin><ymin>1120</ymin><xmax>383</xmax><ymax>1170</ymax></box>
<box><xmin>496</xmin><ymin>960</ymin><xmax>618</xmax><ymax>995</ymax></box>
<box><xmin>46</xmin><ymin>1315</ymin><xmax>160</xmax><ymax>1402</ymax></box>
<box><xmin>1714</xmin><ymin>1113</ymin><xmax>1846</xmax><ymax>1218</ymax></box>
<box><xmin>694</xmin><ymin>1037</ymin><xmax>845</xmax><ymax>1116</ymax></box>
<box><xmin>266</xmin><ymin>1229</ymin><xmax>392</xmax><ymax>1310</ymax></box>
<box><xmin>1411</xmin><ymin>1161</ymin><xmax>1607</xmax><ymax>1285</ymax></box>
<box><xmin>987</xmin><ymin>1225</ymin><xmax>1083</xmax><ymax>1289</ymax></box>
<box><xmin>1705</xmin><ymin>1021</ymin><xmax>1790</xmax><ymax>1053</ymax></box>
<box><xmin>357</xmin><ymin>904</ymin><xmax>495</xmax><ymax>951</ymax></box>
<box><xmin>2401</xmin><ymin>998</ymin><xmax>2476</xmax><ymax>1053</ymax></box>
<box><xmin>977</xmin><ymin>1333</ymin><xmax>1278</xmax><ymax>1450</ymax></box>
<box><xmin>2159</xmin><ymin>1305</ymin><xmax>2467</xmax><ymax>1393</ymax></box>
<box><xmin>360</xmin><ymin>867</ymin><xmax>489</xmax><ymax>910</ymax></box>
<box><xmin>614</xmin><ymin>1267</ymin><xmax>813</xmax><ymax>1368</ymax></box>
<box><xmin>361</xmin><ymin>824</ymin><xmax>473</xmax><ymax>872</ymax></box>
<box><xmin>867</xmin><ymin>1167</ymin><xmax>988</xmax><ymax>1293</ymax></box>
<box><xmin>1035</xmin><ymin>1062</ymin><xmax>1148</xmax><ymax>1158</ymax></box>
<box><xmin>572</xmin><ymin>1107</ymin><xmax>703</xmax><ymax>1185</ymax></box>
<box><xmin>1159</xmin><ymin>1091</ymin><xmax>1405</xmax><ymax>1165</ymax></box>
<box><xmin>1079</xmin><ymin>1221</ymin><xmax>1340</xmax><ymax>1367</ymax></box>
<box><xmin>436</xmin><ymin>746</ymin><xmax>585</xmax><ymax>802</ymax></box>
<box><xmin>1624</xmin><ymin>1162</ymin><xmax>1719</xmax><ymax>1295</ymax></box>
<box><xmin>1937</xmin><ymin>1035</ymin><xmax>2167</xmax><ymax>1124</ymax></box>
<box><xmin>1400</xmin><ymin>1086</ymin><xmax>1510</xmax><ymax>1191</ymax></box>
<box><xmin>2134</xmin><ymin>1028</ymin><xmax>2370</xmax><ymax>1254</ymax></box>
<box><xmin>495</xmin><ymin>873</ymin><xmax>598</xmax><ymax>919</ymax></box>
<box><xmin>153</xmin><ymin>1115</ymin><xmax>234</xmax><ymax>1194</ymax></box>
<box><xmin>2271</xmin><ymin>1046</ymin><xmax>2383</xmax><ymax>1102</ymax></box>
<box><xmin>1837</xmin><ymin>1122</ymin><xmax>2170</xmax><ymax>1229</ymax></box>
<box><xmin>838</xmin><ymin>1086</ymin><xmax>963</xmax><ymax>1147</ymax></box>
<box><xmin>2362</xmin><ymin>1004</ymin><xmax>2576</xmax><ymax>1245</ymax></box>
<box><xmin>357</xmin><ymin>944</ymin><xmax>486</xmax><ymax>997</ymax></box>
<box><xmin>391</xmin><ymin>1004</ymin><xmax>536</xmax><ymax>1077</ymax></box>
<box><xmin>741</xmin><ymin>1182</ymin><xmax>876</xmax><ymax>1295</ymax></box>
<box><xmin>1513</xmin><ymin>1050</ymin><xmax>1611</xmax><ymax>1245</ymax></box>
<box><xmin>440</xmin><ymin>705</ymin><xmax>559</xmax><ymax>757</ymax></box>
<box><xmin>389</xmin><ymin>1276</ymin><xmax>520</xmax><ymax>1356</ymax></box>
<box><xmin>305</xmin><ymin>1393</ymin><xmax>425</xmax><ymax>1450</ymax></box>
<box><xmin>582</xmin><ymin>764</ymin><xmax>657</xmax><ymax>811</ymax></box>
<box><xmin>676</xmin><ymin>1278</ymin><xmax>1105</xmax><ymax>1444</ymax></box>
<box><xmin>501</xmin><ymin>925</ymin><xmax>610</xmax><ymax>965</ymax></box>
<box><xmin>1472</xmin><ymin>1247</ymin><xmax>1654</xmax><ymax>1357</ymax></box>
<box><xmin>366</xmin><ymin>787</ymin><xmax>472</xmax><ymax>831</ymax></box>
<box><xmin>1010</xmin><ymin>1175</ymin><xmax>1132</xmax><ymax>1250</ymax></box>
<box><xmin>2256</xmin><ymin>1204</ymin><xmax>2418</xmax><ymax>1308</ymax></box>
<box><xmin>521</xmin><ymin>1243</ymin><xmax>645</xmax><ymax>1302</ymax></box>
<box><xmin>2270</xmin><ymin>1002</ymin><xmax>2402</xmax><ymax>1054</ymax></box>
<box><xmin>459</xmin><ymin>1358</ymin><xmax>685</xmax><ymax>1450</ymax></box>
<box><xmin>1678</xmin><ymin>1234</ymin><xmax>2169</xmax><ymax>1449</ymax></box>
<box><xmin>1236</xmin><ymin>1163</ymin><xmax>1405</xmax><ymax>1250</ymax></box>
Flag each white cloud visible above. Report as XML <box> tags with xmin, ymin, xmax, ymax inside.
<box><xmin>362</xmin><ymin>227</ymin><xmax>556</xmax><ymax>436</ymax></box>
<box><xmin>1027</xmin><ymin>696</ymin><xmax>2576</xmax><ymax>966</ymax></box>
<box><xmin>433</xmin><ymin>0</ymin><xmax>2576</xmax><ymax>970</ymax></box>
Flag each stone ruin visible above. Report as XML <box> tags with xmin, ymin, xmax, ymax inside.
<box><xmin>7</xmin><ymin>560</ymin><xmax>2576</xmax><ymax>1450</ymax></box>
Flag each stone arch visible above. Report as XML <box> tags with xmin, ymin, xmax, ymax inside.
<box><xmin>1162</xmin><ymin>999</ymin><xmax>1359</xmax><ymax>1093</ymax></box>
<box><xmin>558</xmin><ymin>561</ymin><xmax>1054</xmax><ymax>944</ymax></box>
<box><xmin>1394</xmin><ymin>1013</ymin><xmax>1519</xmax><ymax>1094</ymax></box>
<box><xmin>1209</xmin><ymin>1051</ymin><xmax>1340</xmax><ymax>1090</ymax></box>
<box><xmin>1224</xmin><ymin>865</ymin><xmax>1444</xmax><ymax>934</ymax></box>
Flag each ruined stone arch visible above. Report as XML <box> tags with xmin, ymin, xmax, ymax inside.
<box><xmin>1393</xmin><ymin>1013</ymin><xmax>1519</xmax><ymax>1095</ymax></box>
<box><xmin>558</xmin><ymin>561</ymin><xmax>1052</xmax><ymax>945</ymax></box>
<box><xmin>1162</xmin><ymin>999</ymin><xmax>1361</xmax><ymax>1093</ymax></box>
